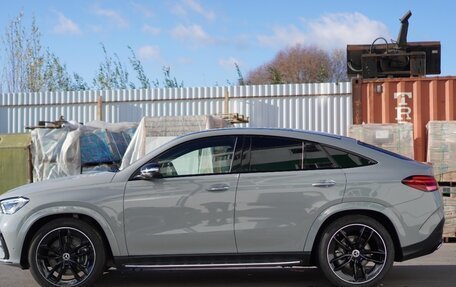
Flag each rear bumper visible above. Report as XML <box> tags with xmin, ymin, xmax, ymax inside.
<box><xmin>399</xmin><ymin>217</ymin><xmax>444</xmax><ymax>261</ymax></box>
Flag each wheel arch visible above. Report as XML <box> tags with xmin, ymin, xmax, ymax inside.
<box><xmin>307</xmin><ymin>209</ymin><xmax>403</xmax><ymax>265</ymax></box>
<box><xmin>20</xmin><ymin>213</ymin><xmax>116</xmax><ymax>269</ymax></box>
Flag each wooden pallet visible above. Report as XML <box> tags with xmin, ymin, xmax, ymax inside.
<box><xmin>443</xmin><ymin>235</ymin><xmax>456</xmax><ymax>243</ymax></box>
<box><xmin>443</xmin><ymin>197</ymin><xmax>456</xmax><ymax>242</ymax></box>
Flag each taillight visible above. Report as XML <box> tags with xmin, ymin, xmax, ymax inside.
<box><xmin>402</xmin><ymin>175</ymin><xmax>438</xmax><ymax>192</ymax></box>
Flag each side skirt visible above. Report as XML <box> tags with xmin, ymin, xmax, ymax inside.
<box><xmin>114</xmin><ymin>252</ymin><xmax>312</xmax><ymax>269</ymax></box>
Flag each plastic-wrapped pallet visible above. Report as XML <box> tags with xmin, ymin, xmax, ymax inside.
<box><xmin>348</xmin><ymin>123</ymin><xmax>414</xmax><ymax>159</ymax></box>
<box><xmin>31</xmin><ymin>121</ymin><xmax>137</xmax><ymax>182</ymax></box>
<box><xmin>31</xmin><ymin>128</ymin><xmax>73</xmax><ymax>181</ymax></box>
<box><xmin>121</xmin><ymin>115</ymin><xmax>232</xmax><ymax>169</ymax></box>
<box><xmin>427</xmin><ymin>121</ymin><xmax>456</xmax><ymax>181</ymax></box>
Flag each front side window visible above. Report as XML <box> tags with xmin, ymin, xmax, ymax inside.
<box><xmin>153</xmin><ymin>136</ymin><xmax>237</xmax><ymax>177</ymax></box>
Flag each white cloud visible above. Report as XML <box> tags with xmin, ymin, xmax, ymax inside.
<box><xmin>52</xmin><ymin>11</ymin><xmax>81</xmax><ymax>35</ymax></box>
<box><xmin>131</xmin><ymin>2</ymin><xmax>154</xmax><ymax>18</ymax></box>
<box><xmin>170</xmin><ymin>0</ymin><xmax>215</xmax><ymax>21</ymax></box>
<box><xmin>258</xmin><ymin>25</ymin><xmax>307</xmax><ymax>48</ymax></box>
<box><xmin>307</xmin><ymin>12</ymin><xmax>391</xmax><ymax>49</ymax></box>
<box><xmin>171</xmin><ymin>24</ymin><xmax>213</xmax><ymax>46</ymax></box>
<box><xmin>219</xmin><ymin>57</ymin><xmax>242</xmax><ymax>71</ymax></box>
<box><xmin>178</xmin><ymin>57</ymin><xmax>193</xmax><ymax>65</ymax></box>
<box><xmin>183</xmin><ymin>0</ymin><xmax>216</xmax><ymax>21</ymax></box>
<box><xmin>170</xmin><ymin>3</ymin><xmax>187</xmax><ymax>17</ymax></box>
<box><xmin>137</xmin><ymin>45</ymin><xmax>161</xmax><ymax>61</ymax></box>
<box><xmin>258</xmin><ymin>12</ymin><xmax>390</xmax><ymax>50</ymax></box>
<box><xmin>142</xmin><ymin>24</ymin><xmax>161</xmax><ymax>35</ymax></box>
<box><xmin>93</xmin><ymin>7</ymin><xmax>129</xmax><ymax>28</ymax></box>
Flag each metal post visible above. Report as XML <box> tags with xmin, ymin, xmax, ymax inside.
<box><xmin>97</xmin><ymin>95</ymin><xmax>103</xmax><ymax>121</ymax></box>
<box><xmin>224</xmin><ymin>89</ymin><xmax>229</xmax><ymax>115</ymax></box>
<box><xmin>351</xmin><ymin>77</ymin><xmax>363</xmax><ymax>125</ymax></box>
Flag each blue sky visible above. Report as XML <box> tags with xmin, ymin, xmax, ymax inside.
<box><xmin>0</xmin><ymin>0</ymin><xmax>454</xmax><ymax>88</ymax></box>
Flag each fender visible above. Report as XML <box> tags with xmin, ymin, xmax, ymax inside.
<box><xmin>18</xmin><ymin>205</ymin><xmax>125</xmax><ymax>257</ymax></box>
<box><xmin>303</xmin><ymin>201</ymin><xmax>406</xmax><ymax>252</ymax></box>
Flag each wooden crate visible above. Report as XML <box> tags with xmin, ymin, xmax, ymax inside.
<box><xmin>436</xmin><ymin>171</ymin><xmax>456</xmax><ymax>184</ymax></box>
<box><xmin>444</xmin><ymin>197</ymin><xmax>456</xmax><ymax>239</ymax></box>
<box><xmin>439</xmin><ymin>184</ymin><xmax>456</xmax><ymax>198</ymax></box>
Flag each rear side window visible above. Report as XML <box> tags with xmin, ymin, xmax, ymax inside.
<box><xmin>242</xmin><ymin>136</ymin><xmax>376</xmax><ymax>173</ymax></box>
<box><xmin>303</xmin><ymin>142</ymin><xmax>336</xmax><ymax>170</ymax></box>
<box><xmin>323</xmin><ymin>145</ymin><xmax>376</xmax><ymax>168</ymax></box>
<box><xmin>248</xmin><ymin>136</ymin><xmax>302</xmax><ymax>172</ymax></box>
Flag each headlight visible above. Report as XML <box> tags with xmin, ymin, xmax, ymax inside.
<box><xmin>0</xmin><ymin>197</ymin><xmax>29</xmax><ymax>215</ymax></box>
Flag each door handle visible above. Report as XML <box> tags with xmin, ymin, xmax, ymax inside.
<box><xmin>207</xmin><ymin>184</ymin><xmax>230</xmax><ymax>192</ymax></box>
<box><xmin>312</xmin><ymin>180</ymin><xmax>336</xmax><ymax>188</ymax></box>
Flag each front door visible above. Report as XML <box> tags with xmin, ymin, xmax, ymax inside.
<box><xmin>124</xmin><ymin>136</ymin><xmax>240</xmax><ymax>255</ymax></box>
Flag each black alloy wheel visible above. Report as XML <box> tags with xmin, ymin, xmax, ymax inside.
<box><xmin>318</xmin><ymin>215</ymin><xmax>395</xmax><ymax>287</ymax></box>
<box><xmin>29</xmin><ymin>218</ymin><xmax>106</xmax><ymax>287</ymax></box>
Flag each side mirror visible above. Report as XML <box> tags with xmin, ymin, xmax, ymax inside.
<box><xmin>138</xmin><ymin>163</ymin><xmax>161</xmax><ymax>180</ymax></box>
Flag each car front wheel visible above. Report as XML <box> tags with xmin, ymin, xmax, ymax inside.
<box><xmin>317</xmin><ymin>215</ymin><xmax>395</xmax><ymax>287</ymax></box>
<box><xmin>28</xmin><ymin>218</ymin><xmax>106</xmax><ymax>287</ymax></box>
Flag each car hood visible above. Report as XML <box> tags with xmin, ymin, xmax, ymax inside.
<box><xmin>0</xmin><ymin>172</ymin><xmax>116</xmax><ymax>199</ymax></box>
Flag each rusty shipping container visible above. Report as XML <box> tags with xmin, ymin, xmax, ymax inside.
<box><xmin>352</xmin><ymin>76</ymin><xmax>456</xmax><ymax>162</ymax></box>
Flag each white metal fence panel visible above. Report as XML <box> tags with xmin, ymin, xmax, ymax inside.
<box><xmin>0</xmin><ymin>83</ymin><xmax>352</xmax><ymax>135</ymax></box>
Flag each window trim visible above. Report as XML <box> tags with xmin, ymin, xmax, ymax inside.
<box><xmin>129</xmin><ymin>134</ymin><xmax>379</xmax><ymax>180</ymax></box>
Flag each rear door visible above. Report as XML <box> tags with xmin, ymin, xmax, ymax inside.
<box><xmin>234</xmin><ymin>136</ymin><xmax>346</xmax><ymax>253</ymax></box>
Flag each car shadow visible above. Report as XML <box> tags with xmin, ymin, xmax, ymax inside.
<box><xmin>94</xmin><ymin>265</ymin><xmax>456</xmax><ymax>287</ymax></box>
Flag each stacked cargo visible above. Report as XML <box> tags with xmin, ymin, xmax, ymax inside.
<box><xmin>426</xmin><ymin>121</ymin><xmax>456</xmax><ymax>238</ymax></box>
<box><xmin>348</xmin><ymin>123</ymin><xmax>414</xmax><ymax>159</ymax></box>
<box><xmin>443</xmin><ymin>197</ymin><xmax>456</xmax><ymax>238</ymax></box>
<box><xmin>427</xmin><ymin>121</ymin><xmax>456</xmax><ymax>182</ymax></box>
<box><xmin>31</xmin><ymin>121</ymin><xmax>137</xmax><ymax>181</ymax></box>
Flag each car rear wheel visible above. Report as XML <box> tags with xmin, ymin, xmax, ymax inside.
<box><xmin>317</xmin><ymin>215</ymin><xmax>395</xmax><ymax>287</ymax></box>
<box><xmin>28</xmin><ymin>218</ymin><xmax>106</xmax><ymax>287</ymax></box>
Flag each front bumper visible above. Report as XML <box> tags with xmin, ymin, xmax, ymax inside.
<box><xmin>399</xmin><ymin>217</ymin><xmax>444</xmax><ymax>261</ymax></box>
<box><xmin>0</xmin><ymin>232</ymin><xmax>10</xmax><ymax>262</ymax></box>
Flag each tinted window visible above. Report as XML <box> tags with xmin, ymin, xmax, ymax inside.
<box><xmin>248</xmin><ymin>136</ymin><xmax>302</xmax><ymax>172</ymax></box>
<box><xmin>323</xmin><ymin>145</ymin><xmax>376</xmax><ymax>168</ymax></box>
<box><xmin>153</xmin><ymin>136</ymin><xmax>237</xmax><ymax>177</ymax></box>
<box><xmin>303</xmin><ymin>142</ymin><xmax>336</xmax><ymax>170</ymax></box>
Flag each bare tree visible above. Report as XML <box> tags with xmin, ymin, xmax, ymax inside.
<box><xmin>246</xmin><ymin>44</ymin><xmax>347</xmax><ymax>85</ymax></box>
<box><xmin>161</xmin><ymin>66</ymin><xmax>183</xmax><ymax>88</ymax></box>
<box><xmin>1</xmin><ymin>13</ymin><xmax>187</xmax><ymax>93</ymax></box>
<box><xmin>128</xmin><ymin>46</ymin><xmax>151</xmax><ymax>89</ymax></box>
<box><xmin>329</xmin><ymin>48</ymin><xmax>348</xmax><ymax>82</ymax></box>
<box><xmin>93</xmin><ymin>44</ymin><xmax>134</xmax><ymax>90</ymax></box>
<box><xmin>2</xmin><ymin>12</ymin><xmax>30</xmax><ymax>93</ymax></box>
<box><xmin>1</xmin><ymin>12</ymin><xmax>89</xmax><ymax>93</ymax></box>
<box><xmin>40</xmin><ymin>50</ymin><xmax>89</xmax><ymax>92</ymax></box>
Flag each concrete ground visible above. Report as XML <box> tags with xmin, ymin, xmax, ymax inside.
<box><xmin>1</xmin><ymin>243</ymin><xmax>455</xmax><ymax>286</ymax></box>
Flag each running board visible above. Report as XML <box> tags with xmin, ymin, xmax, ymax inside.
<box><xmin>114</xmin><ymin>252</ymin><xmax>312</xmax><ymax>268</ymax></box>
<box><xmin>124</xmin><ymin>261</ymin><xmax>302</xmax><ymax>269</ymax></box>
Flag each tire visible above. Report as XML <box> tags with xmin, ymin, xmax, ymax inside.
<box><xmin>317</xmin><ymin>215</ymin><xmax>395</xmax><ymax>287</ymax></box>
<box><xmin>28</xmin><ymin>218</ymin><xmax>106</xmax><ymax>287</ymax></box>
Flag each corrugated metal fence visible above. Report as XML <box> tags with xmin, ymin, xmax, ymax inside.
<box><xmin>0</xmin><ymin>82</ymin><xmax>352</xmax><ymax>135</ymax></box>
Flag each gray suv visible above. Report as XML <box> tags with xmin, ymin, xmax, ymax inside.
<box><xmin>0</xmin><ymin>128</ymin><xmax>444</xmax><ymax>287</ymax></box>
